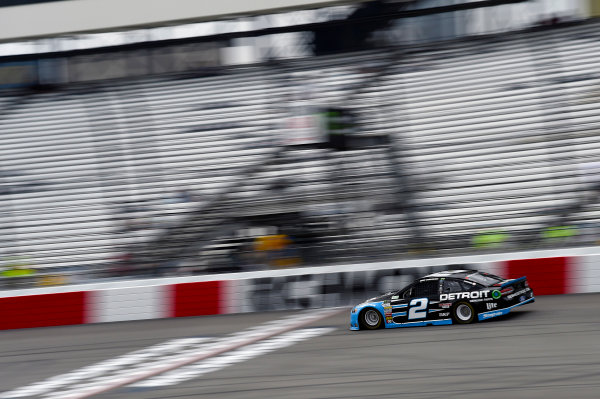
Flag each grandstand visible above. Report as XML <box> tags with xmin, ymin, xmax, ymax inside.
<box><xmin>0</xmin><ymin>1</ymin><xmax>599</xmax><ymax>284</ymax></box>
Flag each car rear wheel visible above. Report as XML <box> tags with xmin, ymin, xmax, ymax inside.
<box><xmin>453</xmin><ymin>301</ymin><xmax>476</xmax><ymax>324</ymax></box>
<box><xmin>360</xmin><ymin>308</ymin><xmax>382</xmax><ymax>330</ymax></box>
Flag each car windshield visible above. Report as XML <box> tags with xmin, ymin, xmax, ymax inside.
<box><xmin>465</xmin><ymin>272</ymin><xmax>504</xmax><ymax>286</ymax></box>
<box><xmin>366</xmin><ymin>291</ymin><xmax>396</xmax><ymax>302</ymax></box>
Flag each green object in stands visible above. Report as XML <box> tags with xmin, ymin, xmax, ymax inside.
<box><xmin>1</xmin><ymin>255</ymin><xmax>35</xmax><ymax>278</ymax></box>
<box><xmin>472</xmin><ymin>230</ymin><xmax>508</xmax><ymax>248</ymax></box>
<box><xmin>542</xmin><ymin>226</ymin><xmax>577</xmax><ymax>240</ymax></box>
<box><xmin>2</xmin><ymin>268</ymin><xmax>35</xmax><ymax>278</ymax></box>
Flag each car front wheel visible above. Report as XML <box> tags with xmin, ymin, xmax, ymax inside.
<box><xmin>360</xmin><ymin>308</ymin><xmax>382</xmax><ymax>330</ymax></box>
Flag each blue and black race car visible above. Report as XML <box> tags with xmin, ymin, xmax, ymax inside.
<box><xmin>350</xmin><ymin>269</ymin><xmax>534</xmax><ymax>330</ymax></box>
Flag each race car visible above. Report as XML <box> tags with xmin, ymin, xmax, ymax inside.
<box><xmin>349</xmin><ymin>269</ymin><xmax>534</xmax><ymax>330</ymax></box>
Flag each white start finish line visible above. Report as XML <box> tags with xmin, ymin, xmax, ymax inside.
<box><xmin>131</xmin><ymin>328</ymin><xmax>335</xmax><ymax>388</ymax></box>
<box><xmin>0</xmin><ymin>308</ymin><xmax>342</xmax><ymax>399</ymax></box>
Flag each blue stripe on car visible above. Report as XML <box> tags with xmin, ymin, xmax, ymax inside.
<box><xmin>387</xmin><ymin>319</ymin><xmax>452</xmax><ymax>327</ymax></box>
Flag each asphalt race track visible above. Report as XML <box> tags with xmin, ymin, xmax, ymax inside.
<box><xmin>0</xmin><ymin>294</ymin><xmax>599</xmax><ymax>399</ymax></box>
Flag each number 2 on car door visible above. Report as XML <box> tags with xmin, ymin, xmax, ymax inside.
<box><xmin>408</xmin><ymin>298</ymin><xmax>428</xmax><ymax>320</ymax></box>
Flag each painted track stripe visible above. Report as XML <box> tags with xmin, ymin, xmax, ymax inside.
<box><xmin>42</xmin><ymin>307</ymin><xmax>345</xmax><ymax>399</ymax></box>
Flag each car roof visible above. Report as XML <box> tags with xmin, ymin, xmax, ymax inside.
<box><xmin>421</xmin><ymin>269</ymin><xmax>480</xmax><ymax>280</ymax></box>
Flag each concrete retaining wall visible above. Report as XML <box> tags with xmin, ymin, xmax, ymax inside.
<box><xmin>1</xmin><ymin>249</ymin><xmax>599</xmax><ymax>329</ymax></box>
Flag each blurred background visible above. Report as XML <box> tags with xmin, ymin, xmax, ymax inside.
<box><xmin>0</xmin><ymin>0</ymin><xmax>599</xmax><ymax>288</ymax></box>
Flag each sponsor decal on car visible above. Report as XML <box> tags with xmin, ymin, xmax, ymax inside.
<box><xmin>507</xmin><ymin>288</ymin><xmax>530</xmax><ymax>300</ymax></box>
<box><xmin>492</xmin><ymin>290</ymin><xmax>502</xmax><ymax>299</ymax></box>
<box><xmin>386</xmin><ymin>316</ymin><xmax>393</xmax><ymax>324</ymax></box>
<box><xmin>384</xmin><ymin>306</ymin><xmax>392</xmax><ymax>315</ymax></box>
<box><xmin>485</xmin><ymin>302</ymin><xmax>498</xmax><ymax>310</ymax></box>
<box><xmin>439</xmin><ymin>290</ymin><xmax>490</xmax><ymax>301</ymax></box>
<box><xmin>439</xmin><ymin>312</ymin><xmax>450</xmax><ymax>317</ymax></box>
<box><xmin>481</xmin><ymin>311</ymin><xmax>503</xmax><ymax>319</ymax></box>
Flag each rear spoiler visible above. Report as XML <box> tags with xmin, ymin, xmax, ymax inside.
<box><xmin>499</xmin><ymin>276</ymin><xmax>527</xmax><ymax>289</ymax></box>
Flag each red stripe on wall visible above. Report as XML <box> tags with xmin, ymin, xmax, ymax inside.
<box><xmin>505</xmin><ymin>257</ymin><xmax>569</xmax><ymax>295</ymax></box>
<box><xmin>171</xmin><ymin>281</ymin><xmax>222</xmax><ymax>317</ymax></box>
<box><xmin>0</xmin><ymin>291</ymin><xmax>87</xmax><ymax>330</ymax></box>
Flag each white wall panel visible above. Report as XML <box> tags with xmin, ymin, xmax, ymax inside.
<box><xmin>221</xmin><ymin>279</ymin><xmax>246</xmax><ymax>314</ymax></box>
<box><xmin>575</xmin><ymin>254</ymin><xmax>600</xmax><ymax>294</ymax></box>
<box><xmin>87</xmin><ymin>285</ymin><xmax>169</xmax><ymax>323</ymax></box>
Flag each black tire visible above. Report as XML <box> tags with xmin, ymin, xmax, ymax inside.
<box><xmin>452</xmin><ymin>301</ymin><xmax>476</xmax><ymax>324</ymax></box>
<box><xmin>359</xmin><ymin>308</ymin><xmax>383</xmax><ymax>330</ymax></box>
